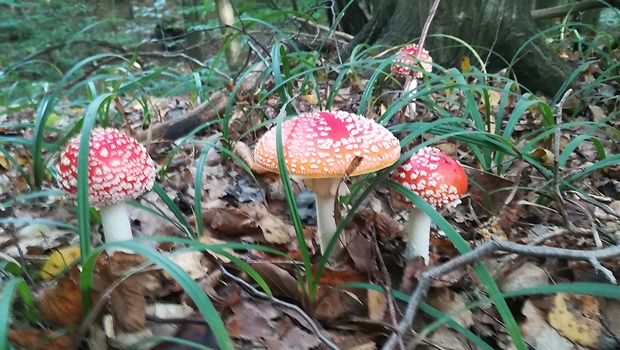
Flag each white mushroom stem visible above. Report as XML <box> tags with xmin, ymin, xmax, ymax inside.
<box><xmin>403</xmin><ymin>76</ymin><xmax>418</xmax><ymax>118</ymax></box>
<box><xmin>404</xmin><ymin>206</ymin><xmax>432</xmax><ymax>264</ymax></box>
<box><xmin>303</xmin><ymin>178</ymin><xmax>349</xmax><ymax>256</ymax></box>
<box><xmin>99</xmin><ymin>202</ymin><xmax>133</xmax><ymax>253</ymax></box>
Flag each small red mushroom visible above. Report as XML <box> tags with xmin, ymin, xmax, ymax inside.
<box><xmin>58</xmin><ymin>128</ymin><xmax>156</xmax><ymax>251</ymax></box>
<box><xmin>254</xmin><ymin>110</ymin><xmax>401</xmax><ymax>256</ymax></box>
<box><xmin>392</xmin><ymin>147</ymin><xmax>467</xmax><ymax>263</ymax></box>
<box><xmin>391</xmin><ymin>44</ymin><xmax>433</xmax><ymax>117</ymax></box>
<box><xmin>391</xmin><ymin>44</ymin><xmax>433</xmax><ymax>79</ymax></box>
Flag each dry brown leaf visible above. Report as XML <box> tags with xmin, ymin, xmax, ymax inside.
<box><xmin>427</xmin><ymin>326</ymin><xmax>470</xmax><ymax>350</ymax></box>
<box><xmin>520</xmin><ymin>299</ymin><xmax>574</xmax><ymax>350</ymax></box>
<box><xmin>367</xmin><ymin>289</ymin><xmax>387</xmax><ymax>321</ymax></box>
<box><xmin>8</xmin><ymin>329</ymin><xmax>76</xmax><ymax>349</ymax></box>
<box><xmin>263</xmin><ymin>317</ymin><xmax>322</xmax><ymax>350</ymax></box>
<box><xmin>37</xmin><ymin>278</ymin><xmax>84</xmax><ymax>328</ymax></box>
<box><xmin>242</xmin><ymin>202</ymin><xmax>293</xmax><ymax>244</ymax></box>
<box><xmin>225</xmin><ymin>300</ymin><xmax>281</xmax><ymax>341</ymax></box>
<box><xmin>152</xmin><ymin>323</ymin><xmax>219</xmax><ymax>350</ymax></box>
<box><xmin>425</xmin><ymin>288</ymin><xmax>474</xmax><ymax>328</ymax></box>
<box><xmin>199</xmin><ymin>236</ymin><xmax>238</xmax><ymax>263</ymax></box>
<box><xmin>93</xmin><ymin>253</ymin><xmax>160</xmax><ymax>333</ymax></box>
<box><xmin>110</xmin><ymin>277</ymin><xmax>148</xmax><ymax>332</ymax></box>
<box><xmin>202</xmin><ymin>207</ymin><xmax>261</xmax><ymax>236</ymax></box>
<box><xmin>168</xmin><ymin>251</ymin><xmax>208</xmax><ymax>280</ymax></box>
<box><xmin>588</xmin><ymin>104</ymin><xmax>607</xmax><ymax>122</ymax></box>
<box><xmin>548</xmin><ymin>293</ymin><xmax>602</xmax><ymax>348</ymax></box>
<box><xmin>498</xmin><ymin>262</ymin><xmax>549</xmax><ymax>293</ymax></box>
<box><xmin>250</xmin><ymin>262</ymin><xmax>301</xmax><ymax>300</ymax></box>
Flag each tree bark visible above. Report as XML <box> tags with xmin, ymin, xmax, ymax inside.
<box><xmin>340</xmin><ymin>0</ymin><xmax>576</xmax><ymax>97</ymax></box>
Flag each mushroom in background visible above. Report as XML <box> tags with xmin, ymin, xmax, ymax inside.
<box><xmin>391</xmin><ymin>44</ymin><xmax>433</xmax><ymax>117</ymax></box>
<box><xmin>253</xmin><ymin>110</ymin><xmax>401</xmax><ymax>257</ymax></box>
<box><xmin>392</xmin><ymin>147</ymin><xmax>467</xmax><ymax>263</ymax></box>
<box><xmin>58</xmin><ymin>128</ymin><xmax>156</xmax><ymax>252</ymax></box>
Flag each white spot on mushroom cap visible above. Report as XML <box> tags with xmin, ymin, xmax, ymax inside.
<box><xmin>57</xmin><ymin>127</ymin><xmax>156</xmax><ymax>206</ymax></box>
<box><xmin>253</xmin><ymin>110</ymin><xmax>401</xmax><ymax>178</ymax></box>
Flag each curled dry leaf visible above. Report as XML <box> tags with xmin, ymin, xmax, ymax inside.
<box><xmin>531</xmin><ymin>148</ymin><xmax>554</xmax><ymax>167</ymax></box>
<box><xmin>233</xmin><ymin>141</ymin><xmax>266</xmax><ymax>174</ymax></box>
<box><xmin>548</xmin><ymin>293</ymin><xmax>602</xmax><ymax>348</ymax></box>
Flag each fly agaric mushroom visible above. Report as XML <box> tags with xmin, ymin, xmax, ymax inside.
<box><xmin>254</xmin><ymin>111</ymin><xmax>401</xmax><ymax>256</ymax></box>
<box><xmin>392</xmin><ymin>147</ymin><xmax>467</xmax><ymax>263</ymax></box>
<box><xmin>391</xmin><ymin>44</ymin><xmax>433</xmax><ymax>78</ymax></box>
<box><xmin>391</xmin><ymin>44</ymin><xmax>433</xmax><ymax>117</ymax></box>
<box><xmin>58</xmin><ymin>128</ymin><xmax>156</xmax><ymax>251</ymax></box>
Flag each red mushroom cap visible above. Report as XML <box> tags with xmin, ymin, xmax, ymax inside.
<box><xmin>391</xmin><ymin>44</ymin><xmax>433</xmax><ymax>78</ymax></box>
<box><xmin>392</xmin><ymin>147</ymin><xmax>467</xmax><ymax>208</ymax></box>
<box><xmin>254</xmin><ymin>111</ymin><xmax>401</xmax><ymax>178</ymax></box>
<box><xmin>58</xmin><ymin>128</ymin><xmax>156</xmax><ymax>206</ymax></box>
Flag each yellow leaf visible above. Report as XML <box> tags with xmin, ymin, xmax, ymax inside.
<box><xmin>547</xmin><ymin>293</ymin><xmax>602</xmax><ymax>348</ymax></box>
<box><xmin>530</xmin><ymin>148</ymin><xmax>554</xmax><ymax>167</ymax></box>
<box><xmin>0</xmin><ymin>155</ymin><xmax>11</xmax><ymax>170</ymax></box>
<box><xmin>40</xmin><ymin>246</ymin><xmax>82</xmax><ymax>280</ymax></box>
<box><xmin>460</xmin><ymin>56</ymin><xmax>472</xmax><ymax>73</ymax></box>
<box><xmin>302</xmin><ymin>93</ymin><xmax>318</xmax><ymax>105</ymax></box>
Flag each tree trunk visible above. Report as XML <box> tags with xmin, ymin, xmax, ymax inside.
<box><xmin>341</xmin><ymin>0</ymin><xmax>575</xmax><ymax>97</ymax></box>
<box><xmin>181</xmin><ymin>0</ymin><xmax>205</xmax><ymax>60</ymax></box>
<box><xmin>216</xmin><ymin>0</ymin><xmax>243</xmax><ymax>70</ymax></box>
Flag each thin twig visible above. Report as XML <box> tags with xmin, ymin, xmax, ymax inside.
<box><xmin>219</xmin><ymin>265</ymin><xmax>339</xmax><ymax>350</ymax></box>
<box><xmin>415</xmin><ymin>0</ymin><xmax>441</xmax><ymax>58</ymax></box>
<box><xmin>551</xmin><ymin>89</ymin><xmax>573</xmax><ymax>228</ymax></box>
<box><xmin>371</xmin><ymin>226</ymin><xmax>405</xmax><ymax>350</ymax></box>
<box><xmin>381</xmin><ymin>240</ymin><xmax>620</xmax><ymax>350</ymax></box>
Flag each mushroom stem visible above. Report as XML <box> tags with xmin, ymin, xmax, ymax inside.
<box><xmin>314</xmin><ymin>193</ymin><xmax>340</xmax><ymax>254</ymax></box>
<box><xmin>404</xmin><ymin>76</ymin><xmax>418</xmax><ymax>118</ymax></box>
<box><xmin>99</xmin><ymin>202</ymin><xmax>133</xmax><ymax>252</ymax></box>
<box><xmin>405</xmin><ymin>207</ymin><xmax>432</xmax><ymax>263</ymax></box>
<box><xmin>304</xmin><ymin>178</ymin><xmax>347</xmax><ymax>256</ymax></box>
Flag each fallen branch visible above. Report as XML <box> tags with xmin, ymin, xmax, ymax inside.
<box><xmin>136</xmin><ymin>62</ymin><xmax>267</xmax><ymax>143</ymax></box>
<box><xmin>381</xmin><ymin>240</ymin><xmax>620</xmax><ymax>350</ymax></box>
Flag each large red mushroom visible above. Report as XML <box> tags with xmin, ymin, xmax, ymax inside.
<box><xmin>392</xmin><ymin>147</ymin><xmax>467</xmax><ymax>263</ymax></box>
<box><xmin>58</xmin><ymin>128</ymin><xmax>156</xmax><ymax>251</ymax></box>
<box><xmin>254</xmin><ymin>110</ymin><xmax>401</xmax><ymax>256</ymax></box>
